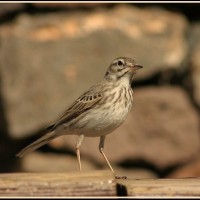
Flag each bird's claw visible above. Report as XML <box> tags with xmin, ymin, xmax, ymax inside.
<box><xmin>115</xmin><ymin>175</ymin><xmax>127</xmax><ymax>179</ymax></box>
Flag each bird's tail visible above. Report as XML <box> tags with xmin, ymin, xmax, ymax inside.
<box><xmin>16</xmin><ymin>131</ymin><xmax>56</xmax><ymax>158</ymax></box>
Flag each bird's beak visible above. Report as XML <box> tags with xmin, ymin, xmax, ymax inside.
<box><xmin>133</xmin><ymin>64</ymin><xmax>143</xmax><ymax>70</ymax></box>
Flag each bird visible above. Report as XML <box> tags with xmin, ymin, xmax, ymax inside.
<box><xmin>16</xmin><ymin>57</ymin><xmax>143</xmax><ymax>177</ymax></box>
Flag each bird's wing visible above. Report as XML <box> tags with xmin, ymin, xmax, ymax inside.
<box><xmin>48</xmin><ymin>92</ymin><xmax>103</xmax><ymax>130</ymax></box>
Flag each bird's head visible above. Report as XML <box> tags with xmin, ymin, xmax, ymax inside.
<box><xmin>105</xmin><ymin>57</ymin><xmax>143</xmax><ymax>81</ymax></box>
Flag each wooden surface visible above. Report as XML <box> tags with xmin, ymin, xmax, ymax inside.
<box><xmin>118</xmin><ymin>177</ymin><xmax>200</xmax><ymax>197</ymax></box>
<box><xmin>1</xmin><ymin>171</ymin><xmax>200</xmax><ymax>197</ymax></box>
<box><xmin>0</xmin><ymin>170</ymin><xmax>116</xmax><ymax>197</ymax></box>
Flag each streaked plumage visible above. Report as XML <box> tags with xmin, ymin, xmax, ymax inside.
<box><xmin>16</xmin><ymin>57</ymin><xmax>143</xmax><ymax>177</ymax></box>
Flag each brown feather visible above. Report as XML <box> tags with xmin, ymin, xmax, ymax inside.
<box><xmin>48</xmin><ymin>92</ymin><xmax>103</xmax><ymax>130</ymax></box>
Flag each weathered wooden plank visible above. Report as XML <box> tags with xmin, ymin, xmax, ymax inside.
<box><xmin>117</xmin><ymin>178</ymin><xmax>200</xmax><ymax>197</ymax></box>
<box><xmin>2</xmin><ymin>171</ymin><xmax>200</xmax><ymax>197</ymax></box>
<box><xmin>0</xmin><ymin>170</ymin><xmax>116</xmax><ymax>197</ymax></box>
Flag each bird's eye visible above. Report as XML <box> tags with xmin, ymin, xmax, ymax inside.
<box><xmin>117</xmin><ymin>60</ymin><xmax>124</xmax><ymax>66</ymax></box>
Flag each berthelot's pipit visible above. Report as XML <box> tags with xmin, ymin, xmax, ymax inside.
<box><xmin>16</xmin><ymin>57</ymin><xmax>143</xmax><ymax>177</ymax></box>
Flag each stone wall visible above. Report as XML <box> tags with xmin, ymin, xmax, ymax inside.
<box><xmin>0</xmin><ymin>3</ymin><xmax>200</xmax><ymax>178</ymax></box>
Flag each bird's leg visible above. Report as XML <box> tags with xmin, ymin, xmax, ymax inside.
<box><xmin>76</xmin><ymin>134</ymin><xmax>84</xmax><ymax>172</ymax></box>
<box><xmin>99</xmin><ymin>136</ymin><xmax>115</xmax><ymax>175</ymax></box>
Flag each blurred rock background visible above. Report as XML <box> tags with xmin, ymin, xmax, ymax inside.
<box><xmin>0</xmin><ymin>2</ymin><xmax>200</xmax><ymax>179</ymax></box>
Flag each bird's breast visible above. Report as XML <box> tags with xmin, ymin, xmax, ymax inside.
<box><xmin>62</xmin><ymin>83</ymin><xmax>133</xmax><ymax>137</ymax></box>
<box><xmin>75</xmin><ymin>85</ymin><xmax>133</xmax><ymax>137</ymax></box>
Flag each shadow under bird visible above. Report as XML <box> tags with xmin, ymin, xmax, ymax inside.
<box><xmin>16</xmin><ymin>57</ymin><xmax>143</xmax><ymax>178</ymax></box>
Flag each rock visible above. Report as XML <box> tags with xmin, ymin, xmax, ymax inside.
<box><xmin>190</xmin><ymin>24</ymin><xmax>200</xmax><ymax>107</ymax></box>
<box><xmin>114</xmin><ymin>167</ymin><xmax>158</xmax><ymax>179</ymax></box>
<box><xmin>54</xmin><ymin>86</ymin><xmax>200</xmax><ymax>169</ymax></box>
<box><xmin>20</xmin><ymin>152</ymin><xmax>97</xmax><ymax>172</ymax></box>
<box><xmin>32</xmin><ymin>3</ymin><xmax>107</xmax><ymax>9</ymax></box>
<box><xmin>0</xmin><ymin>3</ymin><xmax>24</xmax><ymax>17</ymax></box>
<box><xmin>0</xmin><ymin>5</ymin><xmax>188</xmax><ymax>139</ymax></box>
<box><xmin>20</xmin><ymin>151</ymin><xmax>157</xmax><ymax>179</ymax></box>
<box><xmin>167</xmin><ymin>158</ymin><xmax>200</xmax><ymax>178</ymax></box>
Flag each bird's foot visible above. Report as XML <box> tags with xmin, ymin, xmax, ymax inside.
<box><xmin>115</xmin><ymin>175</ymin><xmax>127</xmax><ymax>179</ymax></box>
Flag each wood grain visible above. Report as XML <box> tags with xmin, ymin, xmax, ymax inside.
<box><xmin>1</xmin><ymin>171</ymin><xmax>200</xmax><ymax>197</ymax></box>
<box><xmin>0</xmin><ymin>170</ymin><xmax>116</xmax><ymax>197</ymax></box>
<box><xmin>117</xmin><ymin>178</ymin><xmax>200</xmax><ymax>197</ymax></box>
